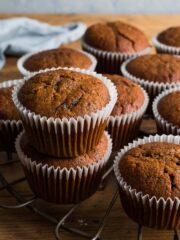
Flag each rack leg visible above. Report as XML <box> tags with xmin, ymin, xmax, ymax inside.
<box><xmin>91</xmin><ymin>188</ymin><xmax>119</xmax><ymax>240</ymax></box>
<box><xmin>55</xmin><ymin>204</ymin><xmax>90</xmax><ymax>240</ymax></box>
<box><xmin>99</xmin><ymin>165</ymin><xmax>113</xmax><ymax>190</ymax></box>
<box><xmin>137</xmin><ymin>224</ymin><xmax>142</xmax><ymax>240</ymax></box>
<box><xmin>174</xmin><ymin>230</ymin><xmax>180</xmax><ymax>240</ymax></box>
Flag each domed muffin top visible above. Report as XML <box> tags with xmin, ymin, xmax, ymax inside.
<box><xmin>157</xmin><ymin>26</ymin><xmax>180</xmax><ymax>47</ymax></box>
<box><xmin>24</xmin><ymin>48</ymin><xmax>92</xmax><ymax>72</ymax></box>
<box><xmin>158</xmin><ymin>90</ymin><xmax>180</xmax><ymax>127</ymax></box>
<box><xmin>0</xmin><ymin>87</ymin><xmax>20</xmax><ymax>121</ymax></box>
<box><xmin>18</xmin><ymin>69</ymin><xmax>110</xmax><ymax>119</ymax></box>
<box><xmin>105</xmin><ymin>74</ymin><xmax>144</xmax><ymax>115</ymax></box>
<box><xmin>119</xmin><ymin>142</ymin><xmax>180</xmax><ymax>199</ymax></box>
<box><xmin>126</xmin><ymin>54</ymin><xmax>180</xmax><ymax>83</ymax></box>
<box><xmin>83</xmin><ymin>21</ymin><xmax>149</xmax><ymax>53</ymax></box>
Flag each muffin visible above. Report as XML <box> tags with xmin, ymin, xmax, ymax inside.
<box><xmin>16</xmin><ymin>131</ymin><xmax>112</xmax><ymax>204</ymax></box>
<box><xmin>120</xmin><ymin>142</ymin><xmax>180</xmax><ymax>199</ymax></box>
<box><xmin>121</xmin><ymin>54</ymin><xmax>180</xmax><ymax>99</ymax></box>
<box><xmin>106</xmin><ymin>74</ymin><xmax>149</xmax><ymax>150</ymax></box>
<box><xmin>82</xmin><ymin>21</ymin><xmax>150</xmax><ymax>74</ymax></box>
<box><xmin>13</xmin><ymin>67</ymin><xmax>117</xmax><ymax>157</ymax></box>
<box><xmin>153</xmin><ymin>87</ymin><xmax>180</xmax><ymax>135</ymax></box>
<box><xmin>153</xmin><ymin>26</ymin><xmax>180</xmax><ymax>54</ymax></box>
<box><xmin>0</xmin><ymin>87</ymin><xmax>20</xmax><ymax>121</ymax></box>
<box><xmin>0</xmin><ymin>80</ymin><xmax>23</xmax><ymax>152</ymax></box>
<box><xmin>114</xmin><ymin>134</ymin><xmax>180</xmax><ymax>229</ymax></box>
<box><xmin>17</xmin><ymin>47</ymin><xmax>97</xmax><ymax>76</ymax></box>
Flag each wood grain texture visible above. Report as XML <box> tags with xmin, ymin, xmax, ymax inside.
<box><xmin>0</xmin><ymin>14</ymin><xmax>178</xmax><ymax>240</ymax></box>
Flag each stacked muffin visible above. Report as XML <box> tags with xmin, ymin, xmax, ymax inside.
<box><xmin>14</xmin><ymin>67</ymin><xmax>117</xmax><ymax>204</ymax></box>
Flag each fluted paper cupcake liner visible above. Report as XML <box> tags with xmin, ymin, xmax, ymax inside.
<box><xmin>13</xmin><ymin>67</ymin><xmax>117</xmax><ymax>157</ymax></box>
<box><xmin>153</xmin><ymin>87</ymin><xmax>180</xmax><ymax>135</ymax></box>
<box><xmin>107</xmin><ymin>86</ymin><xmax>149</xmax><ymax>150</ymax></box>
<box><xmin>0</xmin><ymin>80</ymin><xmax>23</xmax><ymax>152</ymax></box>
<box><xmin>121</xmin><ymin>58</ymin><xmax>180</xmax><ymax>100</ymax></box>
<box><xmin>114</xmin><ymin>134</ymin><xmax>180</xmax><ymax>229</ymax></box>
<box><xmin>17</xmin><ymin>49</ymin><xmax>97</xmax><ymax>76</ymax></box>
<box><xmin>81</xmin><ymin>40</ymin><xmax>151</xmax><ymax>74</ymax></box>
<box><xmin>152</xmin><ymin>34</ymin><xmax>180</xmax><ymax>55</ymax></box>
<box><xmin>15</xmin><ymin>131</ymin><xmax>112</xmax><ymax>204</ymax></box>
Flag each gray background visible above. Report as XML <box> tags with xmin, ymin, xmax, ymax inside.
<box><xmin>0</xmin><ymin>0</ymin><xmax>180</xmax><ymax>13</ymax></box>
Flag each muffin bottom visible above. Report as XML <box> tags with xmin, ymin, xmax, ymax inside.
<box><xmin>16</xmin><ymin>131</ymin><xmax>112</xmax><ymax>204</ymax></box>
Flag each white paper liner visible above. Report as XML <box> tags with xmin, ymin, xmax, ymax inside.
<box><xmin>15</xmin><ymin>130</ymin><xmax>112</xmax><ymax>204</ymax></box>
<box><xmin>153</xmin><ymin>87</ymin><xmax>180</xmax><ymax>135</ymax></box>
<box><xmin>12</xmin><ymin>67</ymin><xmax>117</xmax><ymax>157</ymax></box>
<box><xmin>0</xmin><ymin>80</ymin><xmax>23</xmax><ymax>152</ymax></box>
<box><xmin>17</xmin><ymin>48</ymin><xmax>97</xmax><ymax>76</ymax></box>
<box><xmin>107</xmin><ymin>86</ymin><xmax>149</xmax><ymax>150</ymax></box>
<box><xmin>121</xmin><ymin>58</ymin><xmax>180</xmax><ymax>99</ymax></box>
<box><xmin>81</xmin><ymin>40</ymin><xmax>151</xmax><ymax>74</ymax></box>
<box><xmin>114</xmin><ymin>134</ymin><xmax>180</xmax><ymax>229</ymax></box>
<box><xmin>152</xmin><ymin>34</ymin><xmax>180</xmax><ymax>55</ymax></box>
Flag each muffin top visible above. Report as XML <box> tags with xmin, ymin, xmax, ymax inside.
<box><xmin>119</xmin><ymin>142</ymin><xmax>180</xmax><ymax>199</ymax></box>
<box><xmin>24</xmin><ymin>48</ymin><xmax>92</xmax><ymax>72</ymax></box>
<box><xmin>157</xmin><ymin>26</ymin><xmax>180</xmax><ymax>47</ymax></box>
<box><xmin>18</xmin><ymin>69</ymin><xmax>110</xmax><ymax>118</ymax></box>
<box><xmin>158</xmin><ymin>90</ymin><xmax>180</xmax><ymax>127</ymax></box>
<box><xmin>0</xmin><ymin>87</ymin><xmax>20</xmax><ymax>121</ymax></box>
<box><xmin>105</xmin><ymin>74</ymin><xmax>144</xmax><ymax>115</ymax></box>
<box><xmin>20</xmin><ymin>132</ymin><xmax>108</xmax><ymax>169</ymax></box>
<box><xmin>126</xmin><ymin>54</ymin><xmax>180</xmax><ymax>83</ymax></box>
<box><xmin>83</xmin><ymin>21</ymin><xmax>149</xmax><ymax>53</ymax></box>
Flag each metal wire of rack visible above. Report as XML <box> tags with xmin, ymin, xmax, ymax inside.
<box><xmin>0</xmin><ymin>152</ymin><xmax>120</xmax><ymax>240</ymax></box>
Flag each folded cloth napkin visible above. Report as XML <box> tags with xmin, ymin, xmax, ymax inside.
<box><xmin>0</xmin><ymin>17</ymin><xmax>86</xmax><ymax>69</ymax></box>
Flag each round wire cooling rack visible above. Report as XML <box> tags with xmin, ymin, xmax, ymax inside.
<box><xmin>0</xmin><ymin>151</ymin><xmax>179</xmax><ymax>240</ymax></box>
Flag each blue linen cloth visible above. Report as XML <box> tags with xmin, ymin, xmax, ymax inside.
<box><xmin>0</xmin><ymin>17</ymin><xmax>86</xmax><ymax>69</ymax></box>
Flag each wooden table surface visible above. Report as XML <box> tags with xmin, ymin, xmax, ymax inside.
<box><xmin>0</xmin><ymin>14</ymin><xmax>179</xmax><ymax>240</ymax></box>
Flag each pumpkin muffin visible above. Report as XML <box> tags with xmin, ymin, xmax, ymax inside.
<box><xmin>18</xmin><ymin>69</ymin><xmax>110</xmax><ymax>119</ymax></box>
<box><xmin>82</xmin><ymin>21</ymin><xmax>150</xmax><ymax>74</ymax></box>
<box><xmin>158</xmin><ymin>91</ymin><xmax>180</xmax><ymax>127</ymax></box>
<box><xmin>153</xmin><ymin>26</ymin><xmax>180</xmax><ymax>55</ymax></box>
<box><xmin>105</xmin><ymin>74</ymin><xmax>145</xmax><ymax>115</ymax></box>
<box><xmin>114</xmin><ymin>135</ymin><xmax>180</xmax><ymax>229</ymax></box>
<box><xmin>16</xmin><ymin>131</ymin><xmax>112</xmax><ymax>204</ymax></box>
<box><xmin>122</xmin><ymin>54</ymin><xmax>180</xmax><ymax>99</ymax></box>
<box><xmin>21</xmin><ymin>48</ymin><xmax>95</xmax><ymax>73</ymax></box>
<box><xmin>0</xmin><ymin>87</ymin><xmax>20</xmax><ymax>120</ymax></box>
<box><xmin>126</xmin><ymin>54</ymin><xmax>180</xmax><ymax>84</ymax></box>
<box><xmin>83</xmin><ymin>21</ymin><xmax>149</xmax><ymax>53</ymax></box>
<box><xmin>153</xmin><ymin>88</ymin><xmax>180</xmax><ymax>135</ymax></box>
<box><xmin>0</xmin><ymin>80</ymin><xmax>23</xmax><ymax>152</ymax></box>
<box><xmin>157</xmin><ymin>26</ymin><xmax>180</xmax><ymax>47</ymax></box>
<box><xmin>119</xmin><ymin>142</ymin><xmax>180</xmax><ymax>199</ymax></box>
<box><xmin>13</xmin><ymin>68</ymin><xmax>117</xmax><ymax>157</ymax></box>
<box><xmin>105</xmin><ymin>74</ymin><xmax>148</xmax><ymax>150</ymax></box>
